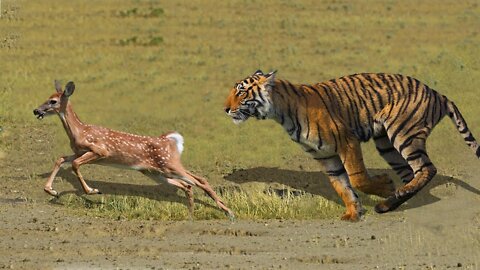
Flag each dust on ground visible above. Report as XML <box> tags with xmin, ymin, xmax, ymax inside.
<box><xmin>0</xmin><ymin>169</ymin><xmax>479</xmax><ymax>270</ymax></box>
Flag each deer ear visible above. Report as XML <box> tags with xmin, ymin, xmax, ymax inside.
<box><xmin>54</xmin><ymin>80</ymin><xmax>62</xmax><ymax>93</ymax></box>
<box><xmin>63</xmin><ymin>81</ymin><xmax>75</xmax><ymax>97</ymax></box>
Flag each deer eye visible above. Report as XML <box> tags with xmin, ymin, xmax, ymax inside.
<box><xmin>49</xmin><ymin>100</ymin><xmax>57</xmax><ymax>105</ymax></box>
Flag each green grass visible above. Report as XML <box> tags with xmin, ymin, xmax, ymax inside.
<box><xmin>0</xmin><ymin>0</ymin><xmax>479</xmax><ymax>220</ymax></box>
<box><xmin>53</xmin><ymin>186</ymin><xmax>382</xmax><ymax>221</ymax></box>
<box><xmin>117</xmin><ymin>7</ymin><xmax>164</xmax><ymax>18</ymax></box>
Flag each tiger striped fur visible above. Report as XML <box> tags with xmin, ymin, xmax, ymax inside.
<box><xmin>224</xmin><ymin>70</ymin><xmax>479</xmax><ymax>221</ymax></box>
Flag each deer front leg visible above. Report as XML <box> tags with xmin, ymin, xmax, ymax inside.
<box><xmin>44</xmin><ymin>155</ymin><xmax>77</xmax><ymax>196</ymax></box>
<box><xmin>71</xmin><ymin>151</ymin><xmax>102</xmax><ymax>195</ymax></box>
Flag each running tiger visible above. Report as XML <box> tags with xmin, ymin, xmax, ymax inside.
<box><xmin>224</xmin><ymin>70</ymin><xmax>479</xmax><ymax>221</ymax></box>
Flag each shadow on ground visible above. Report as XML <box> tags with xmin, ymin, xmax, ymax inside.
<box><xmin>38</xmin><ymin>168</ymin><xmax>219</xmax><ymax>211</ymax></box>
<box><xmin>224</xmin><ymin>167</ymin><xmax>480</xmax><ymax>211</ymax></box>
<box><xmin>38</xmin><ymin>166</ymin><xmax>480</xmax><ymax>213</ymax></box>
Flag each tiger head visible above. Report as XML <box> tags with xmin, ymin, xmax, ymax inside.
<box><xmin>224</xmin><ymin>70</ymin><xmax>276</xmax><ymax>124</ymax></box>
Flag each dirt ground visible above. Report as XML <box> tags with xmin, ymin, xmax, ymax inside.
<box><xmin>1</xmin><ymin>168</ymin><xmax>479</xmax><ymax>270</ymax></box>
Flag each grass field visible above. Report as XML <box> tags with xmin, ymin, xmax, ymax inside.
<box><xmin>1</xmin><ymin>1</ymin><xmax>479</xmax><ymax>269</ymax></box>
<box><xmin>0</xmin><ymin>0</ymin><xmax>479</xmax><ymax>221</ymax></box>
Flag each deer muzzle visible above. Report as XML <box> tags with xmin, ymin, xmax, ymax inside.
<box><xmin>33</xmin><ymin>109</ymin><xmax>45</xmax><ymax>120</ymax></box>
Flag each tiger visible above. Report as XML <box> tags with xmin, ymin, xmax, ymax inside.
<box><xmin>223</xmin><ymin>70</ymin><xmax>479</xmax><ymax>221</ymax></box>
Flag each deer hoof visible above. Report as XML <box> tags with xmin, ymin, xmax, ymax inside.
<box><xmin>227</xmin><ymin>212</ymin><xmax>236</xmax><ymax>222</ymax></box>
<box><xmin>87</xmin><ymin>188</ymin><xmax>101</xmax><ymax>195</ymax></box>
<box><xmin>44</xmin><ymin>187</ymin><xmax>59</xmax><ymax>197</ymax></box>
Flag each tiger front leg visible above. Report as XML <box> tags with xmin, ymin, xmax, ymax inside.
<box><xmin>317</xmin><ymin>155</ymin><xmax>365</xmax><ymax>222</ymax></box>
<box><xmin>330</xmin><ymin>176</ymin><xmax>365</xmax><ymax>221</ymax></box>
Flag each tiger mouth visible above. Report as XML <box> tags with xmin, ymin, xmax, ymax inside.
<box><xmin>232</xmin><ymin>115</ymin><xmax>248</xmax><ymax>124</ymax></box>
<box><xmin>232</xmin><ymin>116</ymin><xmax>243</xmax><ymax>121</ymax></box>
<box><xmin>231</xmin><ymin>109</ymin><xmax>264</xmax><ymax>124</ymax></box>
<box><xmin>229</xmin><ymin>106</ymin><xmax>266</xmax><ymax>124</ymax></box>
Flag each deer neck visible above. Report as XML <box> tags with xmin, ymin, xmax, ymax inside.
<box><xmin>58</xmin><ymin>101</ymin><xmax>85</xmax><ymax>143</ymax></box>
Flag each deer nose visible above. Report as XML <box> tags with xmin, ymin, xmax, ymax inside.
<box><xmin>224</xmin><ymin>107</ymin><xmax>231</xmax><ymax>114</ymax></box>
<box><xmin>33</xmin><ymin>109</ymin><xmax>40</xmax><ymax>115</ymax></box>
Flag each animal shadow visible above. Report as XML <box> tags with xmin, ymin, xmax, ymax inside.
<box><xmin>224</xmin><ymin>167</ymin><xmax>480</xmax><ymax>210</ymax></box>
<box><xmin>38</xmin><ymin>168</ymin><xmax>220</xmax><ymax>211</ymax></box>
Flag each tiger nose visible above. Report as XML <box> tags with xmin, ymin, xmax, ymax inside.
<box><xmin>224</xmin><ymin>107</ymin><xmax>231</xmax><ymax>114</ymax></box>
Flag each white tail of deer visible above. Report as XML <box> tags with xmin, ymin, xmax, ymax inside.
<box><xmin>33</xmin><ymin>81</ymin><xmax>234</xmax><ymax>219</ymax></box>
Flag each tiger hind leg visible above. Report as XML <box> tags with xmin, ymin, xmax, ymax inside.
<box><xmin>373</xmin><ymin>87</ymin><xmax>452</xmax><ymax>213</ymax></box>
<box><xmin>374</xmin><ymin>133</ymin><xmax>414</xmax><ymax>183</ymax></box>
<box><xmin>337</xmin><ymin>138</ymin><xmax>395</xmax><ymax>198</ymax></box>
<box><xmin>375</xmin><ymin>136</ymin><xmax>437</xmax><ymax>213</ymax></box>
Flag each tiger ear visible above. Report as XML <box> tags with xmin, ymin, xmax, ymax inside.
<box><xmin>254</xmin><ymin>70</ymin><xmax>264</xmax><ymax>76</ymax></box>
<box><xmin>265</xmin><ymin>70</ymin><xmax>276</xmax><ymax>77</ymax></box>
<box><xmin>263</xmin><ymin>70</ymin><xmax>276</xmax><ymax>89</ymax></box>
<box><xmin>265</xmin><ymin>70</ymin><xmax>277</xmax><ymax>81</ymax></box>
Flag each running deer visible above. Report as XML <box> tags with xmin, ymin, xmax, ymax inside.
<box><xmin>33</xmin><ymin>81</ymin><xmax>234</xmax><ymax>219</ymax></box>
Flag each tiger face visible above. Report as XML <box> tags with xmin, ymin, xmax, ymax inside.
<box><xmin>224</xmin><ymin>70</ymin><xmax>276</xmax><ymax>124</ymax></box>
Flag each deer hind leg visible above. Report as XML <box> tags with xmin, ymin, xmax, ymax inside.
<box><xmin>179</xmin><ymin>170</ymin><xmax>235</xmax><ymax>219</ymax></box>
<box><xmin>44</xmin><ymin>154</ymin><xmax>77</xmax><ymax>196</ymax></box>
<box><xmin>165</xmin><ymin>162</ymin><xmax>235</xmax><ymax>220</ymax></box>
<box><xmin>165</xmin><ymin>178</ymin><xmax>195</xmax><ymax>218</ymax></box>
<box><xmin>71</xmin><ymin>151</ymin><xmax>102</xmax><ymax>195</ymax></box>
<box><xmin>375</xmin><ymin>133</ymin><xmax>437</xmax><ymax>213</ymax></box>
<box><xmin>160</xmin><ymin>153</ymin><xmax>234</xmax><ymax>219</ymax></box>
<box><xmin>141</xmin><ymin>171</ymin><xmax>195</xmax><ymax>217</ymax></box>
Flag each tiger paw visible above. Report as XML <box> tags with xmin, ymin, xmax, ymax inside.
<box><xmin>374</xmin><ymin>194</ymin><xmax>411</xmax><ymax>213</ymax></box>
<box><xmin>341</xmin><ymin>212</ymin><xmax>360</xmax><ymax>222</ymax></box>
<box><xmin>374</xmin><ymin>199</ymin><xmax>392</xmax><ymax>213</ymax></box>
<box><xmin>340</xmin><ymin>204</ymin><xmax>365</xmax><ymax>222</ymax></box>
<box><xmin>394</xmin><ymin>186</ymin><xmax>416</xmax><ymax>198</ymax></box>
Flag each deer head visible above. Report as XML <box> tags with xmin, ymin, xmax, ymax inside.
<box><xmin>33</xmin><ymin>80</ymin><xmax>75</xmax><ymax>120</ymax></box>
